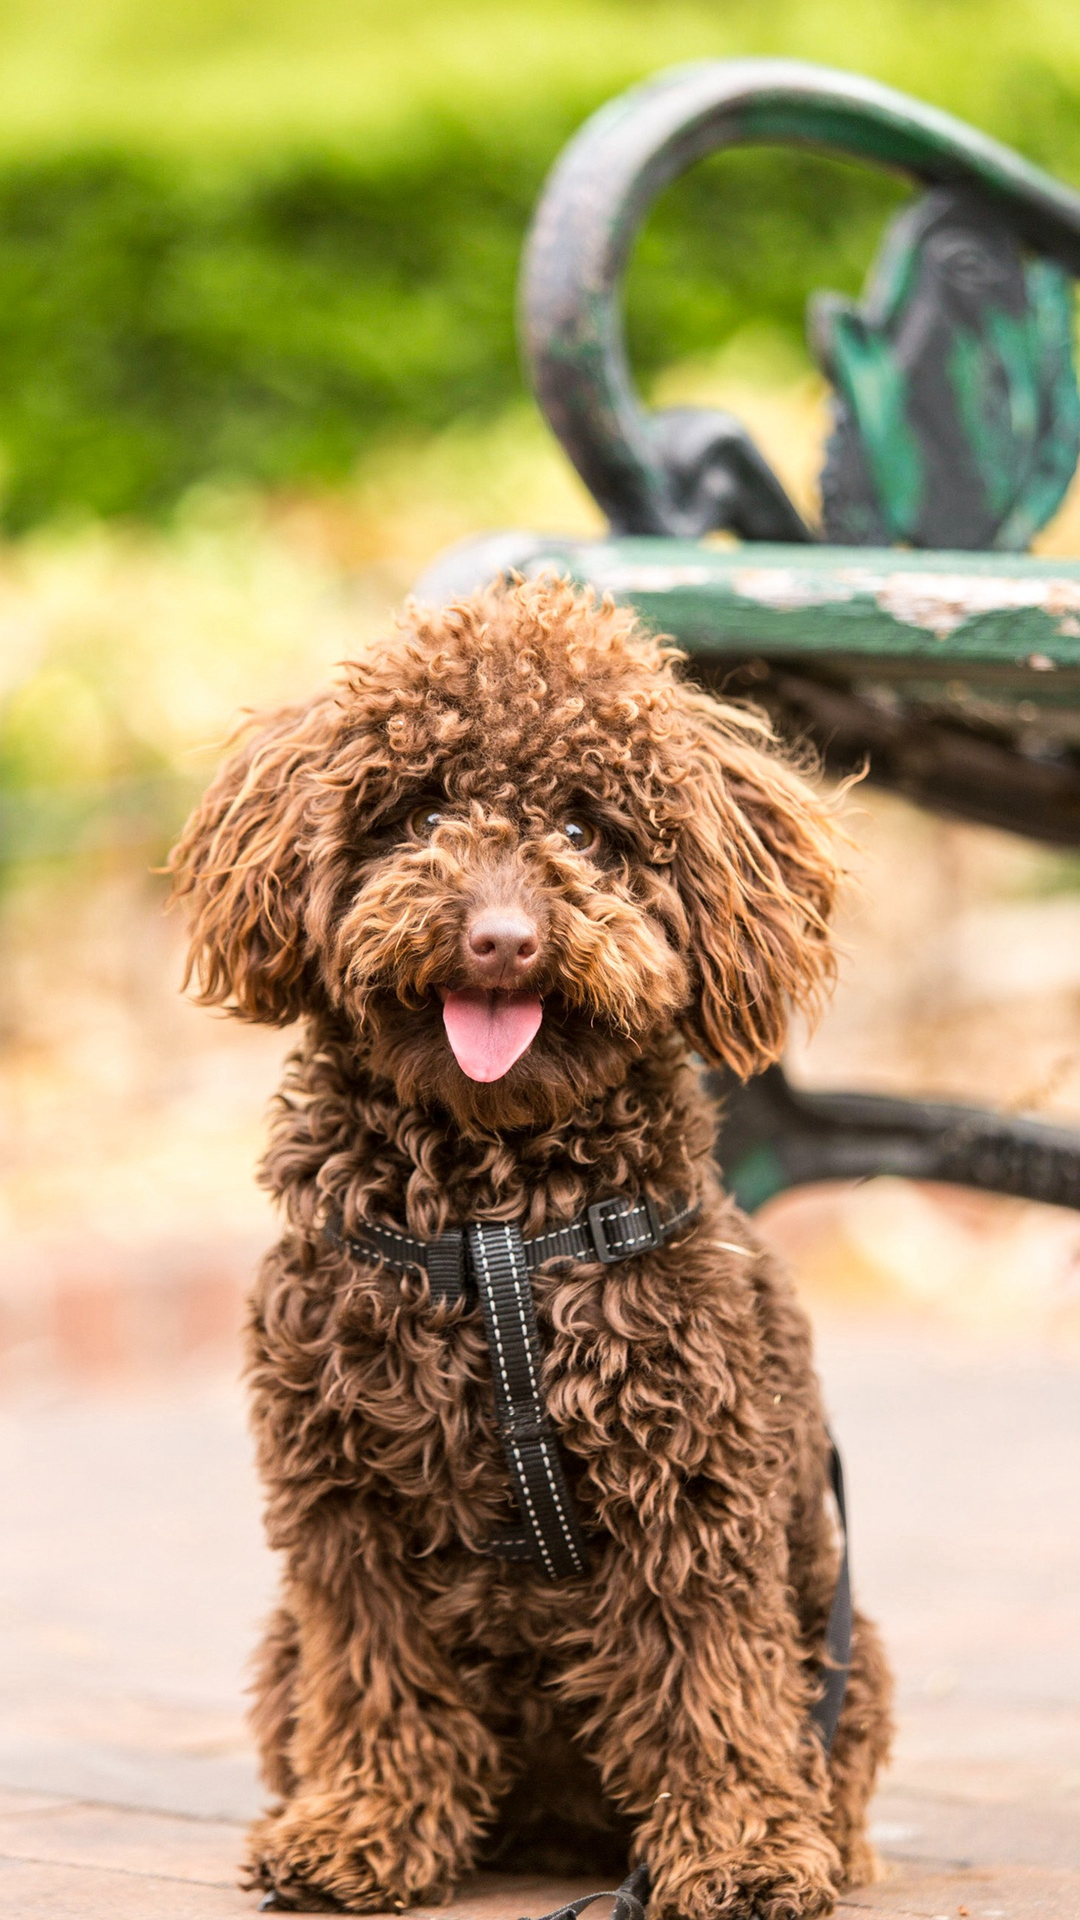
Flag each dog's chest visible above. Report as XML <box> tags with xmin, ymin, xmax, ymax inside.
<box><xmin>319</xmin><ymin>1205</ymin><xmax>751</xmax><ymax>1557</ymax></box>
<box><xmin>334</xmin><ymin>1283</ymin><xmax>526</xmax><ymax>1506</ymax></box>
<box><xmin>332</xmin><ymin>1266</ymin><xmax>606</xmax><ymax>1527</ymax></box>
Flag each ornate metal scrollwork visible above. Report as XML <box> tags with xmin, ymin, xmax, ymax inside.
<box><xmin>812</xmin><ymin>188</ymin><xmax>1080</xmax><ymax>549</ymax></box>
<box><xmin>521</xmin><ymin>60</ymin><xmax>1080</xmax><ymax>550</ymax></box>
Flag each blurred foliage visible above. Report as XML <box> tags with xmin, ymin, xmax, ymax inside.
<box><xmin>0</xmin><ymin>141</ymin><xmax>906</xmax><ymax>530</ymax></box>
<box><xmin>0</xmin><ymin>494</ymin><xmax>363</xmax><ymax>876</ymax></box>
<box><xmin>4</xmin><ymin>375</ymin><xmax>1080</xmax><ymax>885</ymax></box>
<box><xmin>0</xmin><ymin>1</ymin><xmax>1074</xmax><ymax>522</ymax></box>
<box><xmin>0</xmin><ymin>392</ymin><xmax>610</xmax><ymax>875</ymax></box>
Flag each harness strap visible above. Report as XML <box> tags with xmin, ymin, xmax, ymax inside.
<box><xmin>326</xmin><ymin>1192</ymin><xmax>700</xmax><ymax>1301</ymax></box>
<box><xmin>468</xmin><ymin>1220</ymin><xmax>590</xmax><ymax>1580</ymax></box>
<box><xmin>519</xmin><ymin>1862</ymin><xmax>651</xmax><ymax>1920</ymax></box>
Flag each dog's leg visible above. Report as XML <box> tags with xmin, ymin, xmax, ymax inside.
<box><xmin>250</xmin><ymin>1604</ymin><xmax>301</xmax><ymax>1800</ymax></box>
<box><xmin>558</xmin><ymin>1547</ymin><xmax>842</xmax><ymax>1920</ymax></box>
<box><xmin>245</xmin><ymin>1556</ymin><xmax>506</xmax><ymax>1913</ymax></box>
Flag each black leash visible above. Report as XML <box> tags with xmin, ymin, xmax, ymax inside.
<box><xmin>519</xmin><ymin>1861</ymin><xmax>652</xmax><ymax>1920</ymax></box>
<box><xmin>812</xmin><ymin>1440</ymin><xmax>852</xmax><ymax>1750</ymax></box>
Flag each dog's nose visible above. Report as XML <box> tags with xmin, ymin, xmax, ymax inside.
<box><xmin>467</xmin><ymin>909</ymin><xmax>539</xmax><ymax>979</ymax></box>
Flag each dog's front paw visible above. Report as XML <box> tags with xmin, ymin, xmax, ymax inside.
<box><xmin>255</xmin><ymin>1887</ymin><xmax>344</xmax><ymax>1914</ymax></box>
<box><xmin>833</xmin><ymin>1833</ymin><xmax>882</xmax><ymax>1895</ymax></box>
<box><xmin>652</xmin><ymin>1816</ymin><xmax>840</xmax><ymax>1920</ymax></box>
<box><xmin>655</xmin><ymin>1866</ymin><xmax>834</xmax><ymax>1920</ymax></box>
<box><xmin>246</xmin><ymin>1800</ymin><xmax>453</xmax><ymax>1914</ymax></box>
<box><xmin>245</xmin><ymin>1806</ymin><xmax>349</xmax><ymax>1913</ymax></box>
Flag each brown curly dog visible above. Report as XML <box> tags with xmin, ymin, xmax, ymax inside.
<box><xmin>170</xmin><ymin>579</ymin><xmax>892</xmax><ymax>1918</ymax></box>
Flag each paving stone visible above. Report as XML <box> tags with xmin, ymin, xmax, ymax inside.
<box><xmin>0</xmin><ymin>1799</ymin><xmax>243</xmax><ymax>1883</ymax></box>
<box><xmin>871</xmin><ymin>1786</ymin><xmax>1080</xmax><ymax>1872</ymax></box>
<box><xmin>0</xmin><ymin>1734</ymin><xmax>261</xmax><ymax>1823</ymax></box>
<box><xmin>0</xmin><ymin>1853</ymin><xmax>249</xmax><ymax>1919</ymax></box>
<box><xmin>0</xmin><ymin>1862</ymin><xmax>604</xmax><ymax>1920</ymax></box>
<box><xmin>393</xmin><ymin>1879</ymin><xmax>612</xmax><ymax>1920</ymax></box>
<box><xmin>0</xmin><ymin>1788</ymin><xmax>71</xmax><ymax>1818</ymax></box>
<box><xmin>0</xmin><ymin>1324</ymin><xmax>1077</xmax><ymax>1917</ymax></box>
<box><xmin>842</xmin><ymin>1861</ymin><xmax>1080</xmax><ymax>1918</ymax></box>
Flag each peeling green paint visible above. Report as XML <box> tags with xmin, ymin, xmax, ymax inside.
<box><xmin>498</xmin><ymin>536</ymin><xmax>1080</xmax><ymax>678</ymax></box>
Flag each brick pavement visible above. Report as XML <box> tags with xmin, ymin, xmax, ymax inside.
<box><xmin>1</xmin><ymin>1322</ymin><xmax>1077</xmax><ymax>1918</ymax></box>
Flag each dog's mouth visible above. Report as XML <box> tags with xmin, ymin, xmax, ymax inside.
<box><xmin>440</xmin><ymin>987</ymin><xmax>544</xmax><ymax>1083</ymax></box>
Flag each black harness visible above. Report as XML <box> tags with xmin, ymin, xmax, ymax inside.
<box><xmin>329</xmin><ymin>1193</ymin><xmax>699</xmax><ymax>1580</ymax></box>
<box><xmin>325</xmin><ymin>1193</ymin><xmax>852</xmax><ymax>1920</ymax></box>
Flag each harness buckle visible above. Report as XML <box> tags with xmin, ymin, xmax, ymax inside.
<box><xmin>586</xmin><ymin>1194</ymin><xmax>663</xmax><ymax>1263</ymax></box>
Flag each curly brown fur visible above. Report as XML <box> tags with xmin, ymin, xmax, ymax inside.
<box><xmin>171</xmin><ymin>580</ymin><xmax>892</xmax><ymax>1917</ymax></box>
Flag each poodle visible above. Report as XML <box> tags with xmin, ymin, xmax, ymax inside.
<box><xmin>170</xmin><ymin>579</ymin><xmax>892</xmax><ymax>1917</ymax></box>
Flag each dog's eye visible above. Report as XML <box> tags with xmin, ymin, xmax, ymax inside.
<box><xmin>410</xmin><ymin>805</ymin><xmax>443</xmax><ymax>837</ymax></box>
<box><xmin>561</xmin><ymin>818</ymin><xmax>599</xmax><ymax>854</ymax></box>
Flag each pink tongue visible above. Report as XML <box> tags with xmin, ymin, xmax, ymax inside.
<box><xmin>442</xmin><ymin>989</ymin><xmax>543</xmax><ymax>1082</ymax></box>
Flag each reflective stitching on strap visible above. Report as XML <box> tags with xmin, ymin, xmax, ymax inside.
<box><xmin>338</xmin><ymin>1219</ymin><xmax>428</xmax><ymax>1271</ymax></box>
<box><xmin>536</xmin><ymin>1436</ymin><xmax>581</xmax><ymax>1567</ymax></box>
<box><xmin>364</xmin><ymin>1223</ymin><xmax>421</xmax><ymax>1252</ymax></box>
<box><xmin>501</xmin><ymin>1223</ymin><xmax>542</xmax><ymax>1403</ymax></box>
<box><xmin>333</xmin><ymin>1192</ymin><xmax>700</xmax><ymax>1290</ymax></box>
<box><xmin>470</xmin><ymin>1224</ymin><xmax>558</xmax><ymax>1581</ymax></box>
<box><xmin>500</xmin><ymin>1223</ymin><xmax>582</xmax><ymax>1572</ymax></box>
<box><xmin>470</xmin><ymin>1219</ymin><xmax>588</xmax><ymax>1580</ymax></box>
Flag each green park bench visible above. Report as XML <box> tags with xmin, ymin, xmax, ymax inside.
<box><xmin>417</xmin><ymin>60</ymin><xmax>1080</xmax><ymax>1216</ymax></box>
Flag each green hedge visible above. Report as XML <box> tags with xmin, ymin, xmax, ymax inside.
<box><xmin>0</xmin><ymin>128</ymin><xmax>916</xmax><ymax>528</ymax></box>
<box><xmin>0</xmin><ymin>54</ymin><xmax>1077</xmax><ymax>526</ymax></box>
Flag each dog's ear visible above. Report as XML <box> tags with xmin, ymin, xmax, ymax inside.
<box><xmin>670</xmin><ymin>694</ymin><xmax>844</xmax><ymax>1076</ymax></box>
<box><xmin>169</xmin><ymin>698</ymin><xmax>332</xmax><ymax>1025</ymax></box>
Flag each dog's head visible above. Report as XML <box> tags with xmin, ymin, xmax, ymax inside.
<box><xmin>170</xmin><ymin>580</ymin><xmax>842</xmax><ymax>1129</ymax></box>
